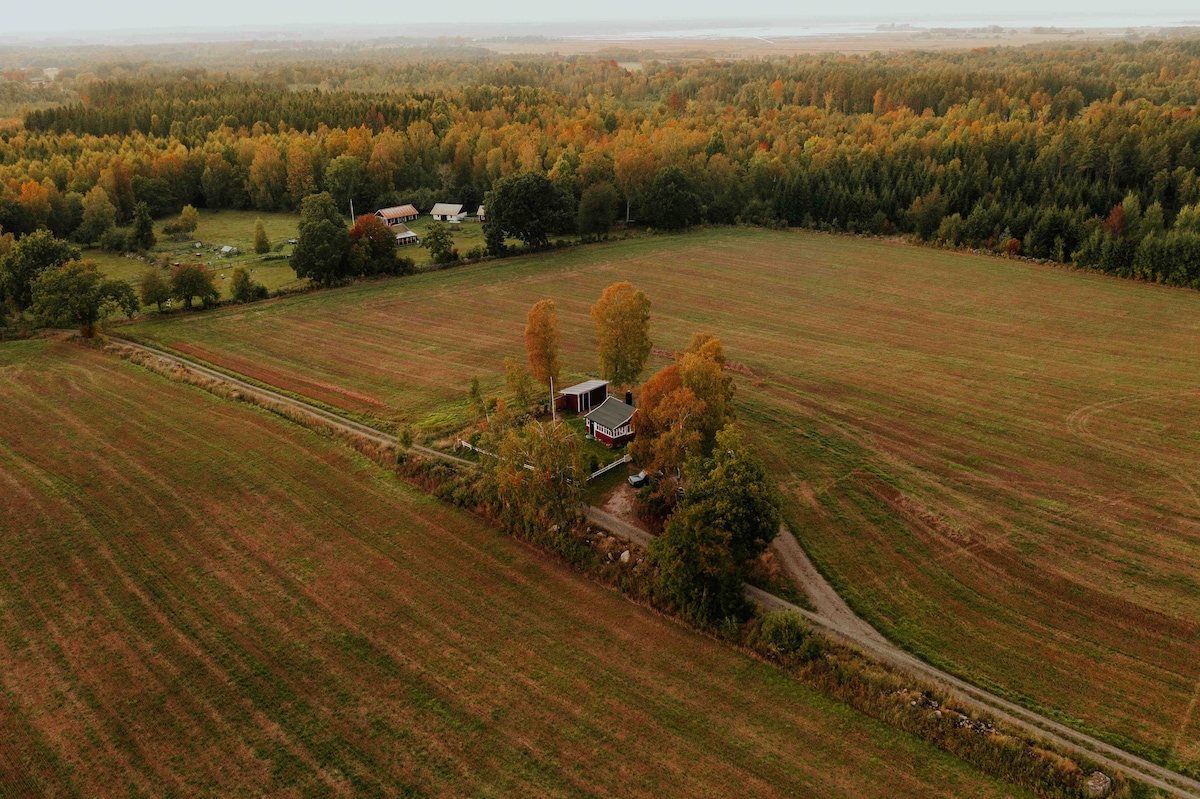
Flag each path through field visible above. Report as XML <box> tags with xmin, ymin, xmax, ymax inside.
<box><xmin>112</xmin><ymin>336</ymin><xmax>1200</xmax><ymax>798</ymax></box>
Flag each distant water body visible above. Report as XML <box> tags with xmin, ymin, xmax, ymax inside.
<box><xmin>565</xmin><ymin>13</ymin><xmax>1198</xmax><ymax>41</ymax></box>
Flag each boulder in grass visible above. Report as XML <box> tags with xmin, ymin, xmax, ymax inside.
<box><xmin>1086</xmin><ymin>772</ymin><xmax>1111</xmax><ymax>798</ymax></box>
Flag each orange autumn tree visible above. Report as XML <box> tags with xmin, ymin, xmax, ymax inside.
<box><xmin>678</xmin><ymin>334</ymin><xmax>735</xmax><ymax>451</ymax></box>
<box><xmin>524</xmin><ymin>299</ymin><xmax>561</xmax><ymax>389</ymax></box>
<box><xmin>631</xmin><ymin>364</ymin><xmax>705</xmax><ymax>486</ymax></box>
<box><xmin>631</xmin><ymin>334</ymin><xmax>734</xmax><ymax>497</ymax></box>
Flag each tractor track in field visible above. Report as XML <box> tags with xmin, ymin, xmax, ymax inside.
<box><xmin>108</xmin><ymin>336</ymin><xmax>1200</xmax><ymax>798</ymax></box>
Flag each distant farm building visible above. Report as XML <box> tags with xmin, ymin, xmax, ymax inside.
<box><xmin>375</xmin><ymin>204</ymin><xmax>418</xmax><ymax>225</ymax></box>
<box><xmin>585</xmin><ymin>396</ymin><xmax>637</xmax><ymax>448</ymax></box>
<box><xmin>477</xmin><ymin>205</ymin><xmax>486</xmax><ymax>222</ymax></box>
<box><xmin>557</xmin><ymin>379</ymin><xmax>609</xmax><ymax>414</ymax></box>
<box><xmin>393</xmin><ymin>224</ymin><xmax>419</xmax><ymax>246</ymax></box>
<box><xmin>430</xmin><ymin>203</ymin><xmax>466</xmax><ymax>222</ymax></box>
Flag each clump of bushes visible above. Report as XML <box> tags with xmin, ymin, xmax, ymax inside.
<box><xmin>757</xmin><ymin>610</ymin><xmax>827</xmax><ymax>661</ymax></box>
<box><xmin>229</xmin><ymin>267</ymin><xmax>268</xmax><ymax>303</ymax></box>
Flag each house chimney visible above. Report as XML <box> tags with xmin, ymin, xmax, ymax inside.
<box><xmin>625</xmin><ymin>390</ymin><xmax>634</xmax><ymax>407</ymax></box>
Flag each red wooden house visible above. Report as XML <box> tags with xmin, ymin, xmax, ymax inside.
<box><xmin>585</xmin><ymin>397</ymin><xmax>636</xmax><ymax>448</ymax></box>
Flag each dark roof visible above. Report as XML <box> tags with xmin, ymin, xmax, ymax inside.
<box><xmin>585</xmin><ymin>397</ymin><xmax>636</xmax><ymax>430</ymax></box>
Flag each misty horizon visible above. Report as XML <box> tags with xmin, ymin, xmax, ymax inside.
<box><xmin>4</xmin><ymin>3</ymin><xmax>1198</xmax><ymax>43</ymax></box>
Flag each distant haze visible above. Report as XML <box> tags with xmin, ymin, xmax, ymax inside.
<box><xmin>3</xmin><ymin>0</ymin><xmax>1196</xmax><ymax>39</ymax></box>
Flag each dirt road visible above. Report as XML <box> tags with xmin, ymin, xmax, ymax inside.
<box><xmin>108</xmin><ymin>336</ymin><xmax>1200</xmax><ymax>798</ymax></box>
<box><xmin>110</xmin><ymin>337</ymin><xmax>473</xmax><ymax>468</ymax></box>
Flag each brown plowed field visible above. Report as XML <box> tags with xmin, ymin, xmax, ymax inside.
<box><xmin>0</xmin><ymin>339</ymin><xmax>1026</xmax><ymax>797</ymax></box>
<box><xmin>125</xmin><ymin>227</ymin><xmax>1200</xmax><ymax>772</ymax></box>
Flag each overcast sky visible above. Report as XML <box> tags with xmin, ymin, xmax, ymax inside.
<box><xmin>3</xmin><ymin>0</ymin><xmax>1194</xmax><ymax>37</ymax></box>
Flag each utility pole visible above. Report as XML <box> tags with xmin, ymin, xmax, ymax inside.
<box><xmin>349</xmin><ymin>198</ymin><xmax>355</xmax><ymax>220</ymax></box>
<box><xmin>549</xmin><ymin>376</ymin><xmax>555</xmax><ymax>423</ymax></box>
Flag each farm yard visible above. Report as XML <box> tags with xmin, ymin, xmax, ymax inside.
<box><xmin>123</xmin><ymin>226</ymin><xmax>1200</xmax><ymax>774</ymax></box>
<box><xmin>0</xmin><ymin>339</ymin><xmax>1031</xmax><ymax>798</ymax></box>
<box><xmin>87</xmin><ymin>208</ymin><xmax>504</xmax><ymax>308</ymax></box>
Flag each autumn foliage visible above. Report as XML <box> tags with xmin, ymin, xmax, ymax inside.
<box><xmin>590</xmin><ymin>282</ymin><xmax>652</xmax><ymax>389</ymax></box>
<box><xmin>524</xmin><ymin>299</ymin><xmax>561</xmax><ymax>388</ymax></box>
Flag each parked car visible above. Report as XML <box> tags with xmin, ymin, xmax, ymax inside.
<box><xmin>628</xmin><ymin>470</ymin><xmax>648</xmax><ymax>488</ymax></box>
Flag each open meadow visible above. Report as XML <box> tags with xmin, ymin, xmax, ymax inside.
<box><xmin>123</xmin><ymin>227</ymin><xmax>1200</xmax><ymax>773</ymax></box>
<box><xmin>0</xmin><ymin>338</ymin><xmax>1031</xmax><ymax>798</ymax></box>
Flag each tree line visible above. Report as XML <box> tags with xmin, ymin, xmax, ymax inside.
<box><xmin>5</xmin><ymin>40</ymin><xmax>1200</xmax><ymax>287</ymax></box>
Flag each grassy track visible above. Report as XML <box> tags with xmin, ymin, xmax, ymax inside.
<box><xmin>123</xmin><ymin>226</ymin><xmax>1200</xmax><ymax>772</ymax></box>
<box><xmin>0</xmin><ymin>339</ymin><xmax>1028</xmax><ymax>798</ymax></box>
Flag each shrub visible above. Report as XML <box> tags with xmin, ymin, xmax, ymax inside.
<box><xmin>229</xmin><ymin>267</ymin><xmax>268</xmax><ymax>303</ymax></box>
<box><xmin>759</xmin><ymin>610</ymin><xmax>812</xmax><ymax>655</ymax></box>
<box><xmin>99</xmin><ymin>227</ymin><xmax>129</xmax><ymax>252</ymax></box>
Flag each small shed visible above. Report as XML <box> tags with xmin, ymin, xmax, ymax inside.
<box><xmin>220</xmin><ymin>245</ymin><xmax>239</xmax><ymax>257</ymax></box>
<box><xmin>585</xmin><ymin>397</ymin><xmax>637</xmax><ymax>448</ymax></box>
<box><xmin>394</xmin><ymin>224</ymin><xmax>419</xmax><ymax>246</ymax></box>
<box><xmin>375</xmin><ymin>204</ymin><xmax>418</xmax><ymax>225</ymax></box>
<box><xmin>430</xmin><ymin>203</ymin><xmax>465</xmax><ymax>222</ymax></box>
<box><xmin>477</xmin><ymin>205</ymin><xmax>486</xmax><ymax>222</ymax></box>
<box><xmin>558</xmin><ymin>379</ymin><xmax>608</xmax><ymax>414</ymax></box>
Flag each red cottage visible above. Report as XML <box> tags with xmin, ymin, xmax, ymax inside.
<box><xmin>585</xmin><ymin>397</ymin><xmax>636</xmax><ymax>448</ymax></box>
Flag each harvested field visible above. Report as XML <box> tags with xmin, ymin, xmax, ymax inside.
<box><xmin>123</xmin><ymin>226</ymin><xmax>1200</xmax><ymax>772</ymax></box>
<box><xmin>0</xmin><ymin>339</ymin><xmax>1027</xmax><ymax>797</ymax></box>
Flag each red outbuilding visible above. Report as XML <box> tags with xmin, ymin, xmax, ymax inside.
<box><xmin>558</xmin><ymin>379</ymin><xmax>609</xmax><ymax>414</ymax></box>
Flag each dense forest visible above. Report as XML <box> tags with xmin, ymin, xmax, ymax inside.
<box><xmin>4</xmin><ymin>39</ymin><xmax>1200</xmax><ymax>285</ymax></box>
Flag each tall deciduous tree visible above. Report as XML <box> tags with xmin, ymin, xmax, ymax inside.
<box><xmin>139</xmin><ymin>267</ymin><xmax>171</xmax><ymax>311</ymax></box>
<box><xmin>230</xmin><ymin>267</ymin><xmax>268</xmax><ymax>303</ymax></box>
<box><xmin>678</xmin><ymin>334</ymin><xmax>735</xmax><ymax>452</ymax></box>
<box><xmin>681</xmin><ymin>423</ymin><xmax>781</xmax><ymax>568</ymax></box>
<box><xmin>630</xmin><ymin>364</ymin><xmax>705</xmax><ymax>502</ymax></box>
<box><xmin>613</xmin><ymin>145</ymin><xmax>656</xmax><ymax>223</ymax></box>
<box><xmin>291</xmin><ymin>192</ymin><xmax>351</xmax><ymax>287</ymax></box>
<box><xmin>0</xmin><ymin>229</ymin><xmax>80</xmax><ymax>313</ymax></box>
<box><xmin>76</xmin><ymin>185</ymin><xmax>116</xmax><ymax>245</ymax></box>
<box><xmin>249</xmin><ymin>144</ymin><xmax>287</xmax><ymax>211</ymax></box>
<box><xmin>179</xmin><ymin>204</ymin><xmax>200</xmax><ymax>235</ymax></box>
<box><xmin>643</xmin><ymin>166</ymin><xmax>703</xmax><ymax>230</ymax></box>
<box><xmin>488</xmin><ymin>421</ymin><xmax>584</xmax><ymax>537</ymax></box>
<box><xmin>349</xmin><ymin>214</ymin><xmax>407</xmax><ymax>275</ymax></box>
<box><xmin>577</xmin><ymin>182</ymin><xmax>619</xmax><ymax>241</ymax></box>
<box><xmin>647</xmin><ymin>424</ymin><xmax>779</xmax><ymax>624</ymax></box>
<box><xmin>590</xmin><ymin>281</ymin><xmax>651</xmax><ymax>388</ymax></box>
<box><xmin>505</xmin><ymin>357</ymin><xmax>535</xmax><ymax>414</ymax></box>
<box><xmin>323</xmin><ymin>155</ymin><xmax>367</xmax><ymax>214</ymax></box>
<box><xmin>170</xmin><ymin>263</ymin><xmax>219</xmax><ymax>309</ymax></box>
<box><xmin>31</xmin><ymin>260</ymin><xmax>135</xmax><ymax>336</ymax></box>
<box><xmin>484</xmin><ymin>172</ymin><xmax>575</xmax><ymax>252</ymax></box>
<box><xmin>420</xmin><ymin>221</ymin><xmax>455</xmax><ymax>264</ymax></box>
<box><xmin>524</xmin><ymin>299</ymin><xmax>561</xmax><ymax>389</ymax></box>
<box><xmin>648</xmin><ymin>505</ymin><xmax>744</xmax><ymax>625</ymax></box>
